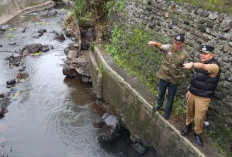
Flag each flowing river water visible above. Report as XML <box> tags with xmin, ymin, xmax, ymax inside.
<box><xmin>0</xmin><ymin>6</ymin><xmax>127</xmax><ymax>157</ymax></box>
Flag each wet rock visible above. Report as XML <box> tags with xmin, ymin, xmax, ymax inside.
<box><xmin>17</xmin><ymin>72</ymin><xmax>29</xmax><ymax>80</ymax></box>
<box><xmin>81</xmin><ymin>27</ymin><xmax>95</xmax><ymax>41</ymax></box>
<box><xmin>18</xmin><ymin>64</ymin><xmax>26</xmax><ymax>72</ymax></box>
<box><xmin>67</xmin><ymin>50</ymin><xmax>77</xmax><ymax>59</ymax></box>
<box><xmin>81</xmin><ymin>75</ymin><xmax>91</xmax><ymax>83</ymax></box>
<box><xmin>0</xmin><ymin>92</ymin><xmax>10</xmax><ymax>115</ymax></box>
<box><xmin>47</xmin><ymin>10</ymin><xmax>58</xmax><ymax>16</ymax></box>
<box><xmin>9</xmin><ymin>42</ymin><xmax>16</xmax><ymax>45</ymax></box>
<box><xmin>144</xmin><ymin>147</ymin><xmax>158</xmax><ymax>157</ymax></box>
<box><xmin>98</xmin><ymin>113</ymin><xmax>121</xmax><ymax>143</ymax></box>
<box><xmin>65</xmin><ymin>29</ymin><xmax>71</xmax><ymax>37</ymax></box>
<box><xmin>69</xmin><ymin>43</ymin><xmax>80</xmax><ymax>51</ymax></box>
<box><xmin>6</xmin><ymin>79</ymin><xmax>16</xmax><ymax>87</ymax></box>
<box><xmin>38</xmin><ymin>29</ymin><xmax>47</xmax><ymax>34</ymax></box>
<box><xmin>81</xmin><ymin>41</ymin><xmax>91</xmax><ymax>50</ymax></box>
<box><xmin>127</xmin><ymin>143</ymin><xmax>144</xmax><ymax>157</ymax></box>
<box><xmin>132</xmin><ymin>142</ymin><xmax>146</xmax><ymax>154</ymax></box>
<box><xmin>64</xmin><ymin>47</ymin><xmax>69</xmax><ymax>55</ymax></box>
<box><xmin>62</xmin><ymin>65</ymin><xmax>79</xmax><ymax>78</ymax></box>
<box><xmin>54</xmin><ymin>31</ymin><xmax>65</xmax><ymax>41</ymax></box>
<box><xmin>32</xmin><ymin>32</ymin><xmax>43</xmax><ymax>38</ymax></box>
<box><xmin>41</xmin><ymin>45</ymin><xmax>52</xmax><ymax>52</ymax></box>
<box><xmin>0</xmin><ymin>104</ymin><xmax>8</xmax><ymax>115</ymax></box>
<box><xmin>42</xmin><ymin>47</ymin><xmax>50</xmax><ymax>52</ymax></box>
<box><xmin>20</xmin><ymin>27</ymin><xmax>26</xmax><ymax>33</ymax></box>
<box><xmin>6</xmin><ymin>53</ymin><xmax>22</xmax><ymax>67</ymax></box>
<box><xmin>22</xmin><ymin>43</ymin><xmax>43</xmax><ymax>54</ymax></box>
<box><xmin>0</xmin><ymin>25</ymin><xmax>10</xmax><ymax>31</ymax></box>
<box><xmin>21</xmin><ymin>49</ymin><xmax>30</xmax><ymax>56</ymax></box>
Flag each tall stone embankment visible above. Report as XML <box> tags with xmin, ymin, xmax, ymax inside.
<box><xmin>0</xmin><ymin>0</ymin><xmax>53</xmax><ymax>25</ymax></box>
<box><xmin>113</xmin><ymin>0</ymin><xmax>232</xmax><ymax>126</ymax></box>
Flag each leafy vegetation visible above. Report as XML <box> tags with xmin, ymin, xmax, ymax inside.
<box><xmin>106</xmin><ymin>0</ymin><xmax>126</xmax><ymax>17</ymax></box>
<box><xmin>106</xmin><ymin>25</ymin><xmax>189</xmax><ymax>115</ymax></box>
<box><xmin>204</xmin><ymin>117</ymin><xmax>232</xmax><ymax>157</ymax></box>
<box><xmin>107</xmin><ymin>25</ymin><xmax>161</xmax><ymax>93</ymax></box>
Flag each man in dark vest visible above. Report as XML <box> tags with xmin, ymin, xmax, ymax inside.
<box><xmin>148</xmin><ymin>34</ymin><xmax>188</xmax><ymax>120</ymax></box>
<box><xmin>181</xmin><ymin>45</ymin><xmax>220</xmax><ymax>146</ymax></box>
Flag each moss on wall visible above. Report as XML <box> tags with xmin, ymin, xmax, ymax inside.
<box><xmin>174</xmin><ymin>0</ymin><xmax>232</xmax><ymax>14</ymax></box>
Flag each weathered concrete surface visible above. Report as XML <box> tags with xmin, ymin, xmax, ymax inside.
<box><xmin>0</xmin><ymin>0</ymin><xmax>53</xmax><ymax>26</ymax></box>
<box><xmin>89</xmin><ymin>46</ymin><xmax>207</xmax><ymax>157</ymax></box>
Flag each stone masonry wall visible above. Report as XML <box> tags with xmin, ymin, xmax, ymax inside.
<box><xmin>124</xmin><ymin>0</ymin><xmax>232</xmax><ymax>125</ymax></box>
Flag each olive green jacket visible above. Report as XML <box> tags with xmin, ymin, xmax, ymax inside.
<box><xmin>157</xmin><ymin>45</ymin><xmax>188</xmax><ymax>84</ymax></box>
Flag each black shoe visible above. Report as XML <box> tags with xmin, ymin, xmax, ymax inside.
<box><xmin>181</xmin><ymin>123</ymin><xmax>192</xmax><ymax>136</ymax></box>
<box><xmin>193</xmin><ymin>132</ymin><xmax>203</xmax><ymax>146</ymax></box>
<box><xmin>153</xmin><ymin>105</ymin><xmax>160</xmax><ymax>112</ymax></box>
<box><xmin>164</xmin><ymin>114</ymin><xmax>170</xmax><ymax>120</ymax></box>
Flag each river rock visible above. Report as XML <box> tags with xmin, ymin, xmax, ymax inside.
<box><xmin>0</xmin><ymin>95</ymin><xmax>9</xmax><ymax>115</ymax></box>
<box><xmin>8</xmin><ymin>41</ymin><xmax>16</xmax><ymax>45</ymax></box>
<box><xmin>47</xmin><ymin>10</ymin><xmax>58</xmax><ymax>16</ymax></box>
<box><xmin>32</xmin><ymin>32</ymin><xmax>43</xmax><ymax>38</ymax></box>
<box><xmin>67</xmin><ymin>50</ymin><xmax>77</xmax><ymax>59</ymax></box>
<box><xmin>81</xmin><ymin>41</ymin><xmax>91</xmax><ymax>50</ymax></box>
<box><xmin>38</xmin><ymin>29</ymin><xmax>47</xmax><ymax>33</ymax></box>
<box><xmin>54</xmin><ymin>31</ymin><xmax>65</xmax><ymax>41</ymax></box>
<box><xmin>64</xmin><ymin>47</ymin><xmax>69</xmax><ymax>55</ymax></box>
<box><xmin>6</xmin><ymin>53</ymin><xmax>22</xmax><ymax>67</ymax></box>
<box><xmin>0</xmin><ymin>25</ymin><xmax>10</xmax><ymax>31</ymax></box>
<box><xmin>98</xmin><ymin>113</ymin><xmax>121</xmax><ymax>143</ymax></box>
<box><xmin>62</xmin><ymin>65</ymin><xmax>79</xmax><ymax>78</ymax></box>
<box><xmin>17</xmin><ymin>72</ymin><xmax>29</xmax><ymax>80</ymax></box>
<box><xmin>81</xmin><ymin>27</ymin><xmax>95</xmax><ymax>41</ymax></box>
<box><xmin>65</xmin><ymin>29</ymin><xmax>71</xmax><ymax>37</ymax></box>
<box><xmin>22</xmin><ymin>43</ymin><xmax>43</xmax><ymax>54</ymax></box>
<box><xmin>127</xmin><ymin>142</ymin><xmax>146</xmax><ymax>157</ymax></box>
<box><xmin>144</xmin><ymin>147</ymin><xmax>158</xmax><ymax>157</ymax></box>
<box><xmin>42</xmin><ymin>45</ymin><xmax>52</xmax><ymax>52</ymax></box>
<box><xmin>20</xmin><ymin>27</ymin><xmax>26</xmax><ymax>33</ymax></box>
<box><xmin>6</xmin><ymin>79</ymin><xmax>16</xmax><ymax>88</ymax></box>
<box><xmin>19</xmin><ymin>64</ymin><xmax>26</xmax><ymax>72</ymax></box>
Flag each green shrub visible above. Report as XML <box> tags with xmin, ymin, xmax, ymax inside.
<box><xmin>107</xmin><ymin>25</ymin><xmax>163</xmax><ymax>93</ymax></box>
<box><xmin>72</xmin><ymin>0</ymin><xmax>89</xmax><ymax>19</ymax></box>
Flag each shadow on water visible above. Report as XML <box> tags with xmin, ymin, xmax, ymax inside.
<box><xmin>0</xmin><ymin>5</ymin><xmax>129</xmax><ymax>157</ymax></box>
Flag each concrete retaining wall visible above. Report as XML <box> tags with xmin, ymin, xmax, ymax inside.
<box><xmin>89</xmin><ymin>46</ymin><xmax>206</xmax><ymax>157</ymax></box>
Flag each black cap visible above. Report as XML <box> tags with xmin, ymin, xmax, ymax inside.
<box><xmin>200</xmin><ymin>45</ymin><xmax>215</xmax><ymax>53</ymax></box>
<box><xmin>174</xmin><ymin>34</ymin><xmax>185</xmax><ymax>42</ymax></box>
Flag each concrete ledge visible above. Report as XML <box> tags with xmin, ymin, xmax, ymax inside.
<box><xmin>0</xmin><ymin>1</ymin><xmax>54</xmax><ymax>26</ymax></box>
<box><xmin>89</xmin><ymin>46</ymin><xmax>206</xmax><ymax>157</ymax></box>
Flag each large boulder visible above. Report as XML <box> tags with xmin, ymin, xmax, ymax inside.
<box><xmin>0</xmin><ymin>92</ymin><xmax>10</xmax><ymax>115</ymax></box>
<box><xmin>98</xmin><ymin>113</ymin><xmax>121</xmax><ymax>143</ymax></box>
<box><xmin>22</xmin><ymin>43</ymin><xmax>43</xmax><ymax>54</ymax></box>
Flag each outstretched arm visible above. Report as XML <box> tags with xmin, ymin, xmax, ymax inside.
<box><xmin>183</xmin><ymin>62</ymin><xmax>218</xmax><ymax>74</ymax></box>
<box><xmin>148</xmin><ymin>41</ymin><xmax>163</xmax><ymax>50</ymax></box>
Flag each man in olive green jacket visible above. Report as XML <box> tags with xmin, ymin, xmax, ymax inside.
<box><xmin>148</xmin><ymin>34</ymin><xmax>188</xmax><ymax>119</ymax></box>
